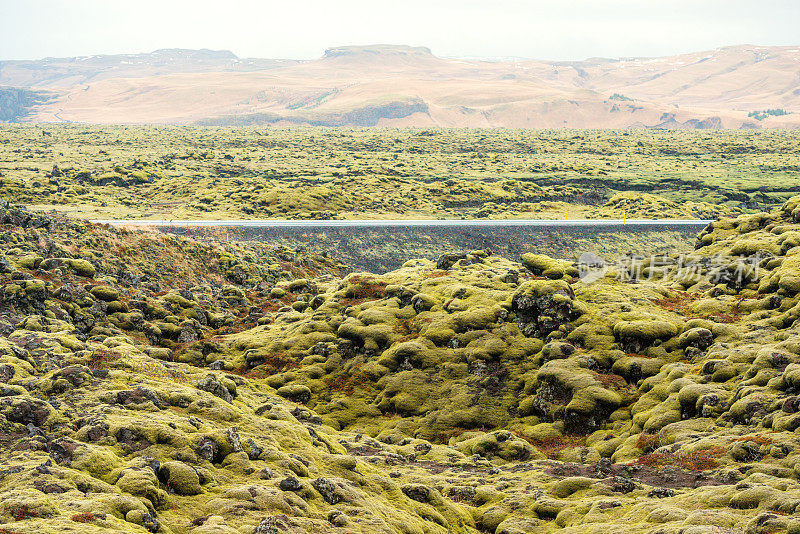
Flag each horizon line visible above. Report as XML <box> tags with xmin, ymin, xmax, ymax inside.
<box><xmin>2</xmin><ymin>42</ymin><xmax>797</xmax><ymax>64</ymax></box>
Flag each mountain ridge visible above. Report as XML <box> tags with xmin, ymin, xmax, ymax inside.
<box><xmin>2</xmin><ymin>44</ymin><xmax>799</xmax><ymax>128</ymax></box>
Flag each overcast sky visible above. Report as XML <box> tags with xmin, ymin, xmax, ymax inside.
<box><xmin>1</xmin><ymin>0</ymin><xmax>798</xmax><ymax>61</ymax></box>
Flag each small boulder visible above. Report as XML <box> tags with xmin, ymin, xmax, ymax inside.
<box><xmin>196</xmin><ymin>374</ymin><xmax>233</xmax><ymax>403</ymax></box>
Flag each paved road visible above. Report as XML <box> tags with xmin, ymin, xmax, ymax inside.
<box><xmin>93</xmin><ymin>218</ymin><xmax>713</xmax><ymax>228</ymax></box>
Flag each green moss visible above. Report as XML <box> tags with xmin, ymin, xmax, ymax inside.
<box><xmin>14</xmin><ymin>254</ymin><xmax>43</xmax><ymax>270</ymax></box>
<box><xmin>90</xmin><ymin>285</ymin><xmax>120</xmax><ymax>302</ymax></box>
<box><xmin>65</xmin><ymin>258</ymin><xmax>96</xmax><ymax>278</ymax></box>
<box><xmin>729</xmin><ymin>486</ymin><xmax>779</xmax><ymax>509</ymax></box>
<box><xmin>159</xmin><ymin>461</ymin><xmax>203</xmax><ymax>495</ymax></box>
<box><xmin>549</xmin><ymin>476</ymin><xmax>595</xmax><ymax>498</ymax></box>
<box><xmin>9</xmin><ymin>156</ymin><xmax>800</xmax><ymax>532</ymax></box>
<box><xmin>613</xmin><ymin>320</ymin><xmax>678</xmax><ymax>342</ymax></box>
<box><xmin>276</xmin><ymin>383</ymin><xmax>312</xmax><ymax>403</ymax></box>
<box><xmin>521</xmin><ymin>253</ymin><xmax>578</xmax><ymax>279</ymax></box>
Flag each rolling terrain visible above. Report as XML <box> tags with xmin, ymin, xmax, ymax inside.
<box><xmin>4</xmin><ymin>126</ymin><xmax>798</xmax><ymax>223</ymax></box>
<box><xmin>1</xmin><ymin>44</ymin><xmax>799</xmax><ymax>127</ymax></box>
<box><xmin>3</xmin><ymin>190</ymin><xmax>800</xmax><ymax>533</ymax></box>
<box><xmin>0</xmin><ymin>123</ymin><xmax>793</xmax><ymax>276</ymax></box>
<box><xmin>3</xmin><ymin>42</ymin><xmax>800</xmax><ymax>534</ymax></box>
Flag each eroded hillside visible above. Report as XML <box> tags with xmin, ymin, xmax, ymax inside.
<box><xmin>6</xmin><ymin>45</ymin><xmax>800</xmax><ymax>128</ymax></box>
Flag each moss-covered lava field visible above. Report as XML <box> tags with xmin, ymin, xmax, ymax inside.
<box><xmin>2</xmin><ymin>126</ymin><xmax>800</xmax><ymax>221</ymax></box>
<box><xmin>2</xmin><ymin>125</ymin><xmax>800</xmax><ymax>533</ymax></box>
<box><xmin>0</xmin><ymin>192</ymin><xmax>799</xmax><ymax>532</ymax></box>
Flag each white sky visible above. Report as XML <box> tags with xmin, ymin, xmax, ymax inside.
<box><xmin>1</xmin><ymin>0</ymin><xmax>798</xmax><ymax>61</ymax></box>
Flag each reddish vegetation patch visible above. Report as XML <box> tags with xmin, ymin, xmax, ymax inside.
<box><xmin>0</xmin><ymin>426</ymin><xmax>26</xmax><ymax>449</ymax></box>
<box><xmin>635</xmin><ymin>446</ymin><xmax>726</xmax><ymax>471</ymax></box>
<box><xmin>281</xmin><ymin>261</ymin><xmax>316</xmax><ymax>279</ymax></box>
<box><xmin>10</xmin><ymin>505</ymin><xmax>37</xmax><ymax>521</ymax></box>
<box><xmin>247</xmin><ymin>292</ymin><xmax>290</xmax><ymax>315</ymax></box>
<box><xmin>592</xmin><ymin>372</ymin><xmax>631</xmax><ymax>390</ymax></box>
<box><xmin>636</xmin><ymin>431</ymin><xmax>669</xmax><ymax>453</ymax></box>
<box><xmin>518</xmin><ymin>272</ymin><xmax>549</xmax><ymax>281</ymax></box>
<box><xmin>708</xmin><ymin>311</ymin><xmax>744</xmax><ymax>324</ymax></box>
<box><xmin>323</xmin><ymin>365</ymin><xmax>375</xmax><ymax>396</ymax></box>
<box><xmin>239</xmin><ymin>352</ymin><xmax>300</xmax><ymax>378</ymax></box>
<box><xmin>424</xmin><ymin>270</ymin><xmax>449</xmax><ymax>279</ymax></box>
<box><xmin>653</xmin><ymin>291</ymin><xmax>703</xmax><ymax>316</ymax></box>
<box><xmin>624</xmin><ymin>352</ymin><xmax>655</xmax><ymax>359</ymax></box>
<box><xmin>71</xmin><ymin>512</ymin><xmax>97</xmax><ymax>523</ymax></box>
<box><xmin>515</xmin><ymin>432</ymin><xmax>587</xmax><ymax>459</ymax></box>
<box><xmin>394</xmin><ymin>316</ymin><xmax>430</xmax><ymax>342</ymax></box>
<box><xmin>87</xmin><ymin>348</ymin><xmax>122</xmax><ymax>369</ymax></box>
<box><xmin>732</xmin><ymin>434</ymin><xmax>776</xmax><ymax>446</ymax></box>
<box><xmin>123</xmin><ymin>331</ymin><xmax>149</xmax><ymax>346</ymax></box>
<box><xmin>654</xmin><ymin>290</ymin><xmax>744</xmax><ymax>323</ymax></box>
<box><xmin>340</xmin><ymin>275</ymin><xmax>387</xmax><ymax>305</ymax></box>
<box><xmin>540</xmin><ymin>459</ymin><xmax>725</xmax><ymax>489</ymax></box>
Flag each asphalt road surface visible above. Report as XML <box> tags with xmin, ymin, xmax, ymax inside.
<box><xmin>92</xmin><ymin>218</ymin><xmax>711</xmax><ymax>272</ymax></box>
<box><xmin>93</xmin><ymin>219</ymin><xmax>713</xmax><ymax>228</ymax></box>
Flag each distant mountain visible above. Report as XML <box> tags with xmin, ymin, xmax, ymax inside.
<box><xmin>0</xmin><ymin>48</ymin><xmax>298</xmax><ymax>88</ymax></box>
<box><xmin>2</xmin><ymin>44</ymin><xmax>799</xmax><ymax>128</ymax></box>
<box><xmin>323</xmin><ymin>44</ymin><xmax>435</xmax><ymax>60</ymax></box>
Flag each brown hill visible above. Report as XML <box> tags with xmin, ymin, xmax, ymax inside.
<box><xmin>6</xmin><ymin>44</ymin><xmax>800</xmax><ymax>127</ymax></box>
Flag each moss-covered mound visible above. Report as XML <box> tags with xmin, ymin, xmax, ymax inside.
<box><xmin>595</xmin><ymin>191</ymin><xmax>738</xmax><ymax>220</ymax></box>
